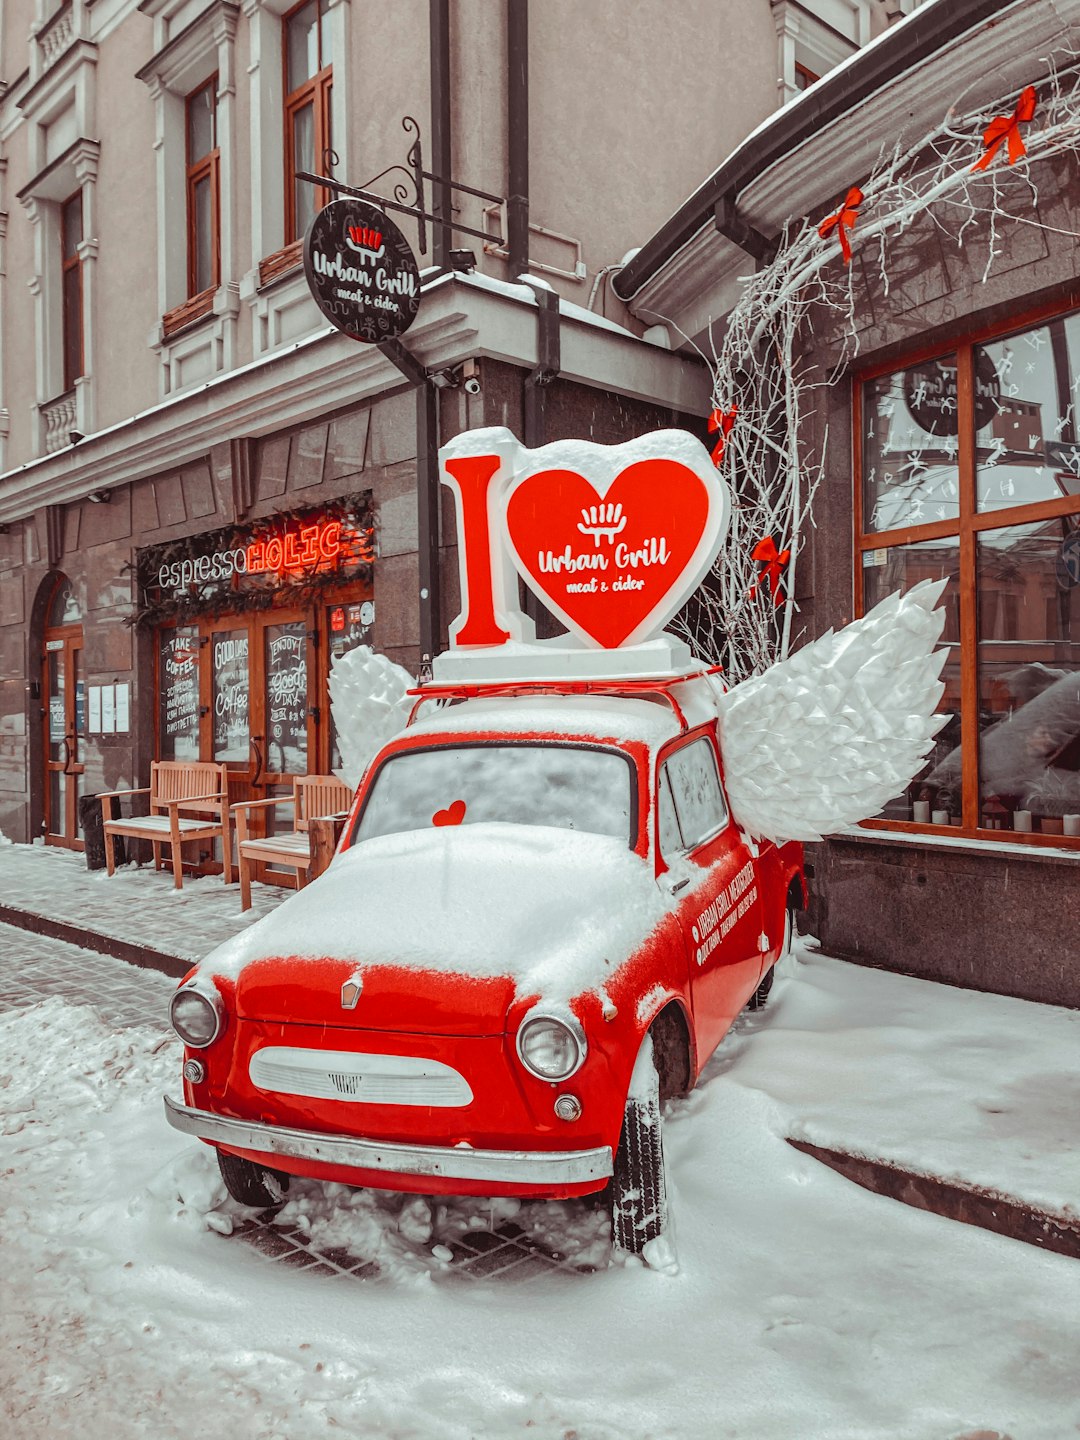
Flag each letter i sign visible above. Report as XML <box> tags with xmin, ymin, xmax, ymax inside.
<box><xmin>438</xmin><ymin>428</ymin><xmax>731</xmax><ymax>650</ymax></box>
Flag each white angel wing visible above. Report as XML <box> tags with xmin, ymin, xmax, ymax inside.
<box><xmin>328</xmin><ymin>645</ymin><xmax>414</xmax><ymax>788</ymax></box>
<box><xmin>716</xmin><ymin>579</ymin><xmax>948</xmax><ymax>843</ymax></box>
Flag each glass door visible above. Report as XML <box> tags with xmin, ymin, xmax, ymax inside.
<box><xmin>43</xmin><ymin>625</ymin><xmax>85</xmax><ymax>849</ymax></box>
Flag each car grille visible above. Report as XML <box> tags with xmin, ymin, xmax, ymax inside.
<box><xmin>248</xmin><ymin>1046</ymin><xmax>473</xmax><ymax>1107</ymax></box>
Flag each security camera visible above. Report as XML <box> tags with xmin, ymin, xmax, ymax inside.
<box><xmin>464</xmin><ymin>376</ymin><xmax>482</xmax><ymax>395</ymax></box>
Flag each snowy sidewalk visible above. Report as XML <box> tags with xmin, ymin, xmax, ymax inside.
<box><xmin>724</xmin><ymin>944</ymin><xmax>1080</xmax><ymax>1247</ymax></box>
<box><xmin>1</xmin><ymin>839</ymin><xmax>1077</xmax><ymax>1247</ymax></box>
<box><xmin>2</xmin><ymin>928</ymin><xmax>1079</xmax><ymax>1439</ymax></box>
<box><xmin>0</xmin><ymin>839</ymin><xmax>285</xmax><ymax>970</ymax></box>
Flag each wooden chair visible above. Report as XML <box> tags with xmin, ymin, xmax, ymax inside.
<box><xmin>233</xmin><ymin>774</ymin><xmax>353</xmax><ymax>911</ymax></box>
<box><xmin>99</xmin><ymin>761</ymin><xmax>233</xmax><ymax>891</ymax></box>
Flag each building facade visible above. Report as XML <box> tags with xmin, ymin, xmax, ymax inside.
<box><xmin>0</xmin><ymin>0</ymin><xmax>909</xmax><ymax>850</ymax></box>
<box><xmin>615</xmin><ymin>0</ymin><xmax>1080</xmax><ymax>1005</ymax></box>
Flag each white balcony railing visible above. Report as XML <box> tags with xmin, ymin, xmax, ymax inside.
<box><xmin>41</xmin><ymin>390</ymin><xmax>77</xmax><ymax>454</ymax></box>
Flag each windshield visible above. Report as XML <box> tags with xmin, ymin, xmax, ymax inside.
<box><xmin>354</xmin><ymin>742</ymin><xmax>635</xmax><ymax>845</ymax></box>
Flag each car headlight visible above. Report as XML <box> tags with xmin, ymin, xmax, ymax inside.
<box><xmin>516</xmin><ymin>1008</ymin><xmax>587</xmax><ymax>1081</ymax></box>
<box><xmin>169</xmin><ymin>982</ymin><xmax>224</xmax><ymax>1048</ymax></box>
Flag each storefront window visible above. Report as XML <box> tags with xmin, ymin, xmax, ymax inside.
<box><xmin>48</xmin><ymin>577</ymin><xmax>81</xmax><ymax>626</ymax></box>
<box><xmin>212</xmin><ymin>628</ymin><xmax>250</xmax><ymax>763</ymax></box>
<box><xmin>857</xmin><ymin>305</ymin><xmax>1080</xmax><ymax>845</ymax></box>
<box><xmin>976</xmin><ymin>315</ymin><xmax>1080</xmax><ymax>514</ymax></box>
<box><xmin>158</xmin><ymin>626</ymin><xmax>201</xmax><ymax>762</ymax></box>
<box><xmin>265</xmin><ymin>621</ymin><xmax>308</xmax><ymax>775</ymax></box>
<box><xmin>862</xmin><ymin>540</ymin><xmax>961</xmax><ymax>824</ymax></box>
<box><xmin>327</xmin><ymin>598</ymin><xmax>374</xmax><ymax>772</ymax></box>
<box><xmin>975</xmin><ymin>519</ymin><xmax>1080</xmax><ymax>833</ymax></box>
<box><xmin>863</xmin><ymin>356</ymin><xmax>961</xmax><ymax>532</ymax></box>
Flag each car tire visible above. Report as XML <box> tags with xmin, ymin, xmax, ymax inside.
<box><xmin>609</xmin><ymin>1033</ymin><xmax>669</xmax><ymax>1258</ymax></box>
<box><xmin>216</xmin><ymin>1147</ymin><xmax>290</xmax><ymax>1209</ymax></box>
<box><xmin>749</xmin><ymin>904</ymin><xmax>794</xmax><ymax>1011</ymax></box>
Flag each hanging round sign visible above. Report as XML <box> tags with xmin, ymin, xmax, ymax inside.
<box><xmin>303</xmin><ymin>197</ymin><xmax>421</xmax><ymax>344</ymax></box>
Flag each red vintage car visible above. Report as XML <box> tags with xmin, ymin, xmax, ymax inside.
<box><xmin>165</xmin><ymin>673</ymin><xmax>804</xmax><ymax>1257</ymax></box>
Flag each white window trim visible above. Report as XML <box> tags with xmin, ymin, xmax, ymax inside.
<box><xmin>240</xmin><ymin>0</ymin><xmax>351</xmax><ymax>357</ymax></box>
<box><xmin>18</xmin><ymin>137</ymin><xmax>101</xmax><ymax>454</ymax></box>
<box><xmin>0</xmin><ymin>161</ymin><xmax>8</xmax><ymax>472</ymax></box>
<box><xmin>771</xmin><ymin>0</ymin><xmax>870</xmax><ymax>107</ymax></box>
<box><xmin>138</xmin><ymin>0</ymin><xmax>241</xmax><ymax>396</ymax></box>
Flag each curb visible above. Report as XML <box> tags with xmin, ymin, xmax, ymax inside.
<box><xmin>0</xmin><ymin>903</ymin><xmax>191</xmax><ymax>980</ymax></box>
<box><xmin>788</xmin><ymin>1138</ymin><xmax>1080</xmax><ymax>1261</ymax></box>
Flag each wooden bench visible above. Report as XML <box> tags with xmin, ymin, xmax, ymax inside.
<box><xmin>99</xmin><ymin>761</ymin><xmax>233</xmax><ymax>891</ymax></box>
<box><xmin>233</xmin><ymin>774</ymin><xmax>353</xmax><ymax>911</ymax></box>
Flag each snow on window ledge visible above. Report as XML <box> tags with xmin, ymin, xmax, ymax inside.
<box><xmin>831</xmin><ymin>825</ymin><xmax>1080</xmax><ymax>863</ymax></box>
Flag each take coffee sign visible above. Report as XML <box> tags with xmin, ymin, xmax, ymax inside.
<box><xmin>303</xmin><ymin>197</ymin><xmax>421</xmax><ymax>343</ymax></box>
<box><xmin>440</xmin><ymin>429</ymin><xmax>730</xmax><ymax>651</ymax></box>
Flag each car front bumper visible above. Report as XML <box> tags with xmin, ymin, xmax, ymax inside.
<box><xmin>164</xmin><ymin>1095</ymin><xmax>614</xmax><ymax>1187</ymax></box>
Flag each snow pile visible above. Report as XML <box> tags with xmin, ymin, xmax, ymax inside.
<box><xmin>328</xmin><ymin>644</ymin><xmax>413</xmax><ymax>789</ymax></box>
<box><xmin>4</xmin><ymin>942</ymin><xmax>1080</xmax><ymax>1439</ymax></box>
<box><xmin>727</xmin><ymin>944</ymin><xmax>1080</xmax><ymax>1220</ymax></box>
<box><xmin>207</xmin><ymin>823</ymin><xmax>668</xmax><ymax>1003</ymax></box>
<box><xmin>718</xmin><ymin>579</ymin><xmax>948</xmax><ymax>842</ymax></box>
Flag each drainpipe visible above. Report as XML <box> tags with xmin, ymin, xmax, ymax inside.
<box><xmin>506</xmin><ymin>0</ymin><xmax>529</xmax><ymax>278</ymax></box>
<box><xmin>379</xmin><ymin>338</ymin><xmax>443</xmax><ymax>674</ymax></box>
<box><xmin>430</xmin><ymin>0</ymin><xmax>452</xmax><ymax>268</ymax></box>
<box><xmin>521</xmin><ymin>283</ymin><xmax>561</xmax><ymax>627</ymax></box>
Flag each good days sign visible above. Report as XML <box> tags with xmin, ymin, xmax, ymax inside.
<box><xmin>440</xmin><ymin>429</ymin><xmax>731</xmax><ymax>651</ymax></box>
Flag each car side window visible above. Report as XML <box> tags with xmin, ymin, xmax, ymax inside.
<box><xmin>657</xmin><ymin>767</ymin><xmax>683</xmax><ymax>856</ymax></box>
<box><xmin>660</xmin><ymin>736</ymin><xmax>728</xmax><ymax>856</ymax></box>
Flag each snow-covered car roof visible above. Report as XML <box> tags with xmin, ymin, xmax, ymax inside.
<box><xmin>403</xmin><ymin>681</ymin><xmax>723</xmax><ymax>750</ymax></box>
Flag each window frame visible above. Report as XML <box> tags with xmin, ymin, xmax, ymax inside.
<box><xmin>185</xmin><ymin>75</ymin><xmax>221</xmax><ymax>303</ymax></box>
<box><xmin>60</xmin><ymin>188</ymin><xmax>83</xmax><ymax>394</ymax></box>
<box><xmin>282</xmin><ymin>0</ymin><xmax>332</xmax><ymax>247</ymax></box>
<box><xmin>656</xmin><ymin>732</ymin><xmax>730</xmax><ymax>863</ymax></box>
<box><xmin>853</xmin><ymin>294</ymin><xmax>1080</xmax><ymax>850</ymax></box>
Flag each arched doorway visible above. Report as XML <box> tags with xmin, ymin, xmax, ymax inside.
<box><xmin>41</xmin><ymin>574</ymin><xmax>85</xmax><ymax>849</ymax></box>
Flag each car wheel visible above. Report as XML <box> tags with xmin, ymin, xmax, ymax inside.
<box><xmin>748</xmin><ymin>905</ymin><xmax>793</xmax><ymax>1011</ymax></box>
<box><xmin>216</xmin><ymin>1147</ymin><xmax>290</xmax><ymax>1209</ymax></box>
<box><xmin>609</xmin><ymin>1033</ymin><xmax>670</xmax><ymax>1259</ymax></box>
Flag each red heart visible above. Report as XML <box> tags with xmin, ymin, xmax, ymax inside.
<box><xmin>504</xmin><ymin>459</ymin><xmax>713</xmax><ymax>649</ymax></box>
<box><xmin>432</xmin><ymin>799</ymin><xmax>467</xmax><ymax>827</ymax></box>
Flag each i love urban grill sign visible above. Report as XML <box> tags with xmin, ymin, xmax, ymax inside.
<box><xmin>303</xmin><ymin>197</ymin><xmax>421</xmax><ymax>344</ymax></box>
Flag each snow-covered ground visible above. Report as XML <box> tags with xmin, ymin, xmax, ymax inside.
<box><xmin>2</xmin><ymin>931</ymin><xmax>1079</xmax><ymax>1439</ymax></box>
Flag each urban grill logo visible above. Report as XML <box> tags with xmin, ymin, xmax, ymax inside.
<box><xmin>304</xmin><ymin>197</ymin><xmax>420</xmax><ymax>344</ymax></box>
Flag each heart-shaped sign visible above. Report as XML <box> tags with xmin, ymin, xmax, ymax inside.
<box><xmin>432</xmin><ymin>799</ymin><xmax>467</xmax><ymax>826</ymax></box>
<box><xmin>502</xmin><ymin>434</ymin><xmax>729</xmax><ymax>650</ymax></box>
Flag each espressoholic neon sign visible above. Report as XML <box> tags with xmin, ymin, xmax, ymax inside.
<box><xmin>156</xmin><ymin>520</ymin><xmax>346</xmax><ymax>591</ymax></box>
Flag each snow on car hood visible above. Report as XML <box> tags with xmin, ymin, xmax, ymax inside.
<box><xmin>206</xmin><ymin>823</ymin><xmax>669</xmax><ymax>1003</ymax></box>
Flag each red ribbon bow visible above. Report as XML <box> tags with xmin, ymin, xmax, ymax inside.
<box><xmin>748</xmin><ymin>536</ymin><xmax>790</xmax><ymax>607</ymax></box>
<box><xmin>818</xmin><ymin>186</ymin><xmax>863</xmax><ymax>264</ymax></box>
<box><xmin>971</xmin><ymin>85</ymin><xmax>1037</xmax><ymax>172</ymax></box>
<box><xmin>708</xmin><ymin>405</ymin><xmax>737</xmax><ymax>466</ymax></box>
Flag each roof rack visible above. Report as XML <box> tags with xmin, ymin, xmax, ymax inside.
<box><xmin>405</xmin><ymin>668</ymin><xmax>723</xmax><ymax>731</ymax></box>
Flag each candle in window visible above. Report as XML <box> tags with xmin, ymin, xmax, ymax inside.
<box><xmin>1064</xmin><ymin>815</ymin><xmax>1080</xmax><ymax>837</ymax></box>
<box><xmin>1012</xmin><ymin>810</ymin><xmax>1032</xmax><ymax>832</ymax></box>
<box><xmin>912</xmin><ymin>801</ymin><xmax>931</xmax><ymax>823</ymax></box>
<box><xmin>932</xmin><ymin>809</ymin><xmax>949</xmax><ymax>826</ymax></box>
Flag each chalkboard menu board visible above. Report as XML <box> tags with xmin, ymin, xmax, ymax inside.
<box><xmin>265</xmin><ymin>622</ymin><xmax>308</xmax><ymax>775</ymax></box>
<box><xmin>212</xmin><ymin>629</ymin><xmax>250</xmax><ymax>762</ymax></box>
<box><xmin>159</xmin><ymin>626</ymin><xmax>201</xmax><ymax>761</ymax></box>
